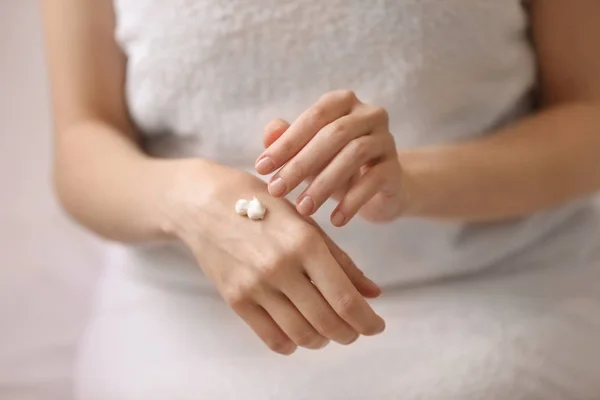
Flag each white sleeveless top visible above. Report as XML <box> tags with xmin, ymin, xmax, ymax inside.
<box><xmin>111</xmin><ymin>0</ymin><xmax>590</xmax><ymax>286</ymax></box>
<box><xmin>75</xmin><ymin>2</ymin><xmax>600</xmax><ymax>399</ymax></box>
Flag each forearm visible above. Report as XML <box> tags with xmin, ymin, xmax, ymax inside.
<box><xmin>401</xmin><ymin>102</ymin><xmax>600</xmax><ymax>222</ymax></box>
<box><xmin>54</xmin><ymin>120</ymin><xmax>205</xmax><ymax>242</ymax></box>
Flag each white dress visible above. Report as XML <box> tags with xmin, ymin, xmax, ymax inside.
<box><xmin>76</xmin><ymin>1</ymin><xmax>600</xmax><ymax>399</ymax></box>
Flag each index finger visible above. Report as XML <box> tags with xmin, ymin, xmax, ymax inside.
<box><xmin>303</xmin><ymin>242</ymin><xmax>386</xmax><ymax>336</ymax></box>
<box><xmin>255</xmin><ymin>90</ymin><xmax>358</xmax><ymax>175</ymax></box>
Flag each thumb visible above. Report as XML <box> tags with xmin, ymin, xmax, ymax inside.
<box><xmin>263</xmin><ymin>119</ymin><xmax>290</xmax><ymax>148</ymax></box>
<box><xmin>306</xmin><ymin>218</ymin><xmax>382</xmax><ymax>298</ymax></box>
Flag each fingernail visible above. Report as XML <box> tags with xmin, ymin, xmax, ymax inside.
<box><xmin>376</xmin><ymin>319</ymin><xmax>386</xmax><ymax>334</ymax></box>
<box><xmin>268</xmin><ymin>177</ymin><xmax>287</xmax><ymax>196</ymax></box>
<box><xmin>331</xmin><ymin>211</ymin><xmax>345</xmax><ymax>226</ymax></box>
<box><xmin>255</xmin><ymin>157</ymin><xmax>275</xmax><ymax>174</ymax></box>
<box><xmin>342</xmin><ymin>334</ymin><xmax>360</xmax><ymax>346</ymax></box>
<box><xmin>297</xmin><ymin>196</ymin><xmax>315</xmax><ymax>215</ymax></box>
<box><xmin>281</xmin><ymin>344</ymin><xmax>297</xmax><ymax>355</ymax></box>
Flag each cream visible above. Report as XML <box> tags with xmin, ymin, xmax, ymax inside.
<box><xmin>235</xmin><ymin>199</ymin><xmax>250</xmax><ymax>216</ymax></box>
<box><xmin>235</xmin><ymin>197</ymin><xmax>267</xmax><ymax>220</ymax></box>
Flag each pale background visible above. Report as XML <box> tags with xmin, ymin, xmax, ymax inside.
<box><xmin>0</xmin><ymin>2</ymin><xmax>104</xmax><ymax>399</ymax></box>
<box><xmin>1</xmin><ymin>2</ymin><xmax>599</xmax><ymax>400</ymax></box>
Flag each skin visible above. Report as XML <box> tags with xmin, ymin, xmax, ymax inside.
<box><xmin>41</xmin><ymin>0</ymin><xmax>384</xmax><ymax>355</ymax></box>
<box><xmin>257</xmin><ymin>1</ymin><xmax>600</xmax><ymax>225</ymax></box>
<box><xmin>41</xmin><ymin>0</ymin><xmax>599</xmax><ymax>354</ymax></box>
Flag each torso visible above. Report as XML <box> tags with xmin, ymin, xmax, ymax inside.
<box><xmin>113</xmin><ymin>0</ymin><xmax>588</xmax><ymax>285</ymax></box>
<box><xmin>117</xmin><ymin>0</ymin><xmax>535</xmax><ymax>159</ymax></box>
<box><xmin>75</xmin><ymin>3</ymin><xmax>600</xmax><ymax>398</ymax></box>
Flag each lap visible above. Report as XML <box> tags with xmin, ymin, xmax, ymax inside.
<box><xmin>75</xmin><ymin>241</ymin><xmax>600</xmax><ymax>400</ymax></box>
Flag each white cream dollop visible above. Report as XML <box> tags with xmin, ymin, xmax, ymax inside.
<box><xmin>235</xmin><ymin>199</ymin><xmax>250</xmax><ymax>216</ymax></box>
<box><xmin>235</xmin><ymin>197</ymin><xmax>267</xmax><ymax>220</ymax></box>
<box><xmin>247</xmin><ymin>197</ymin><xmax>267</xmax><ymax>220</ymax></box>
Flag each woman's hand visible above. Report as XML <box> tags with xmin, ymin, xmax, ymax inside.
<box><xmin>255</xmin><ymin>90</ymin><xmax>404</xmax><ymax>226</ymax></box>
<box><xmin>165</xmin><ymin>161</ymin><xmax>385</xmax><ymax>355</ymax></box>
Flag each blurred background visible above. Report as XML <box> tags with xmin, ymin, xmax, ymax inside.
<box><xmin>0</xmin><ymin>2</ymin><xmax>104</xmax><ymax>399</ymax></box>
<box><xmin>1</xmin><ymin>2</ymin><xmax>599</xmax><ymax>400</ymax></box>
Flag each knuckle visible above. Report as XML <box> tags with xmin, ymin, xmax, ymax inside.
<box><xmin>306</xmin><ymin>106</ymin><xmax>327</xmax><ymax>127</ymax></box>
<box><xmin>369</xmin><ymin>106</ymin><xmax>389</xmax><ymax>123</ymax></box>
<box><xmin>284</xmin><ymin>224</ymin><xmax>329</xmax><ymax>258</ymax></box>
<box><xmin>327</xmin><ymin>121</ymin><xmax>349</xmax><ymax>139</ymax></box>
<box><xmin>336</xmin><ymin>293</ymin><xmax>361</xmax><ymax>318</ymax></box>
<box><xmin>337</xmin><ymin>89</ymin><xmax>357</xmax><ymax>104</ymax></box>
<box><xmin>223</xmin><ymin>285</ymin><xmax>253</xmax><ymax>308</ymax></box>
<box><xmin>292</xmin><ymin>232</ymin><xmax>319</xmax><ymax>256</ymax></box>
<box><xmin>347</xmin><ymin>138</ymin><xmax>371</xmax><ymax>160</ymax></box>
<box><xmin>256</xmin><ymin>252</ymin><xmax>289</xmax><ymax>280</ymax></box>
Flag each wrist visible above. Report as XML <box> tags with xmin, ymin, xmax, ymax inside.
<box><xmin>155</xmin><ymin>158</ymin><xmax>218</xmax><ymax>240</ymax></box>
<box><xmin>157</xmin><ymin>158</ymin><xmax>266</xmax><ymax>241</ymax></box>
<box><xmin>397</xmin><ymin>149</ymin><xmax>435</xmax><ymax>219</ymax></box>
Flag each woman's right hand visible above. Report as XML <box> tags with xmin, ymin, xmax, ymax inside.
<box><xmin>163</xmin><ymin>160</ymin><xmax>386</xmax><ymax>355</ymax></box>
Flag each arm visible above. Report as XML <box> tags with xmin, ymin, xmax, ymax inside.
<box><xmin>400</xmin><ymin>0</ymin><xmax>600</xmax><ymax>221</ymax></box>
<box><xmin>257</xmin><ymin>0</ymin><xmax>600</xmax><ymax>224</ymax></box>
<box><xmin>41</xmin><ymin>0</ymin><xmax>195</xmax><ymax>242</ymax></box>
<box><xmin>41</xmin><ymin>0</ymin><xmax>385</xmax><ymax>352</ymax></box>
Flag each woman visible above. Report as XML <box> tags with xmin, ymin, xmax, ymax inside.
<box><xmin>42</xmin><ymin>0</ymin><xmax>600</xmax><ymax>398</ymax></box>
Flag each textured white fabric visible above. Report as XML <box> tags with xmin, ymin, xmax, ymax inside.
<box><xmin>76</xmin><ymin>1</ymin><xmax>600</xmax><ymax>399</ymax></box>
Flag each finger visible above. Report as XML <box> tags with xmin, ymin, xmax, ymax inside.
<box><xmin>331</xmin><ymin>172</ymin><xmax>359</xmax><ymax>202</ymax></box>
<box><xmin>295</xmin><ymin>134</ymin><xmax>389</xmax><ymax>216</ymax></box>
<box><xmin>280</xmin><ymin>272</ymin><xmax>359</xmax><ymax>345</ymax></box>
<box><xmin>303</xmin><ymin>244</ymin><xmax>386</xmax><ymax>336</ymax></box>
<box><xmin>233</xmin><ymin>302</ymin><xmax>297</xmax><ymax>355</ymax></box>
<box><xmin>305</xmin><ymin>218</ymin><xmax>381</xmax><ymax>298</ymax></box>
<box><xmin>258</xmin><ymin>290</ymin><xmax>330</xmax><ymax>350</ymax></box>
<box><xmin>267</xmin><ymin>107</ymin><xmax>380</xmax><ymax>198</ymax></box>
<box><xmin>263</xmin><ymin>119</ymin><xmax>290</xmax><ymax>149</ymax></box>
<box><xmin>255</xmin><ymin>90</ymin><xmax>358</xmax><ymax>176</ymax></box>
<box><xmin>331</xmin><ymin>162</ymin><xmax>392</xmax><ymax>227</ymax></box>
<box><xmin>325</xmin><ymin>240</ymin><xmax>382</xmax><ymax>299</ymax></box>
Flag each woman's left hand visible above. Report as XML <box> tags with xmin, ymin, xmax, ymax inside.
<box><xmin>255</xmin><ymin>90</ymin><xmax>405</xmax><ymax>227</ymax></box>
